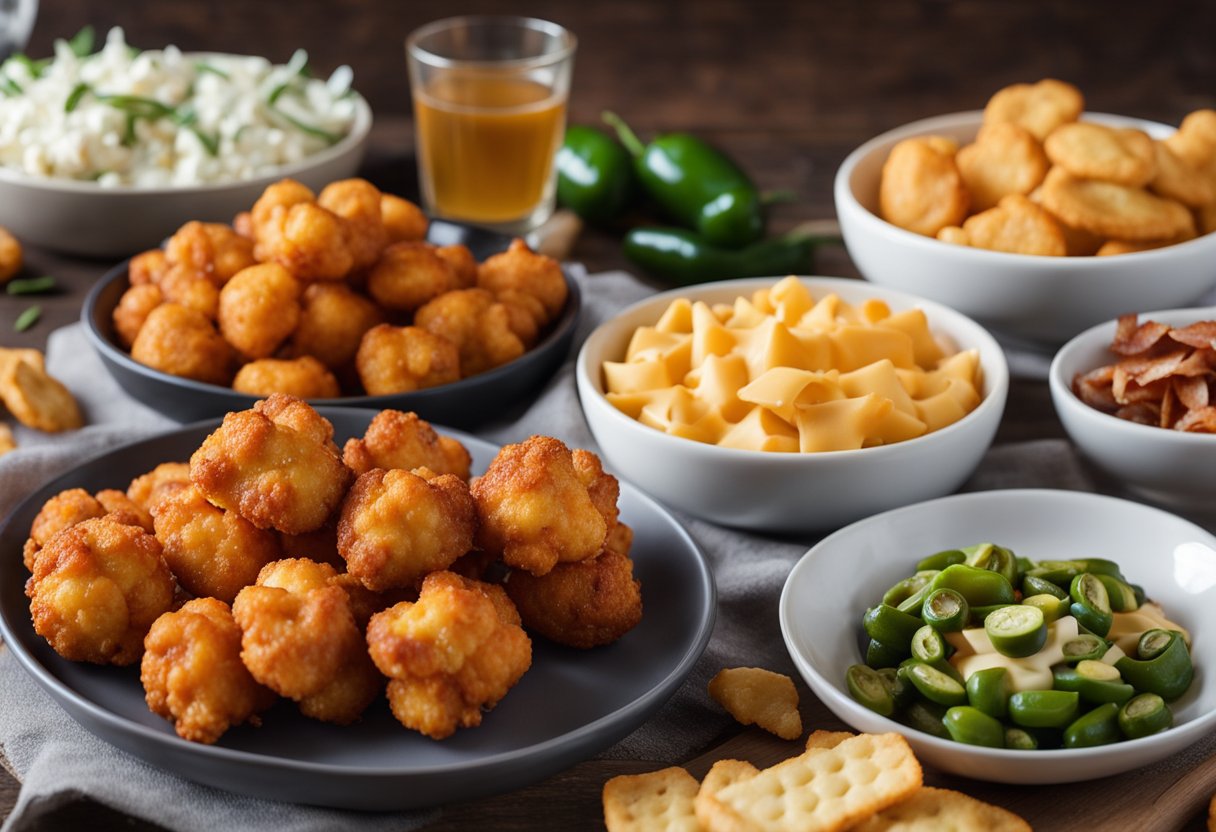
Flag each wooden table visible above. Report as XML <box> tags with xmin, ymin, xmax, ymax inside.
<box><xmin>3</xmin><ymin>1</ymin><xmax>1215</xmax><ymax>829</ymax></box>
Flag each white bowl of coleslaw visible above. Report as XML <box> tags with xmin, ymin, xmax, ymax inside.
<box><xmin>0</xmin><ymin>27</ymin><xmax>371</xmax><ymax>257</ymax></box>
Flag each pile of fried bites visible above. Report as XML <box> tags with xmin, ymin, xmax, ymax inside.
<box><xmin>23</xmin><ymin>396</ymin><xmax>641</xmax><ymax>743</ymax></box>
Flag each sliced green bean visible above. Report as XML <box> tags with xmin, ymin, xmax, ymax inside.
<box><xmin>915</xmin><ymin>549</ymin><xmax>965</xmax><ymax>572</ymax></box>
<box><xmin>1118</xmin><ymin>693</ymin><xmax>1173</xmax><ymax>739</ymax></box>
<box><xmin>1063</xmin><ymin>702</ymin><xmax>1122</xmax><ymax>748</ymax></box>
<box><xmin>1004</xmin><ymin>727</ymin><xmax>1038</xmax><ymax>750</ymax></box>
<box><xmin>1061</xmin><ymin>634</ymin><xmax>1108</xmax><ymax>664</ymax></box>
<box><xmin>963</xmin><ymin>542</ymin><xmax>1019</xmax><ymax>587</ymax></box>
<box><xmin>862</xmin><ymin>605</ymin><xmax>923</xmax><ymax>652</ymax></box>
<box><xmin>904</xmin><ymin>661</ymin><xmax>967</xmax><ymax>707</ymax></box>
<box><xmin>882</xmin><ymin>571</ymin><xmax>936</xmax><ymax>608</ymax></box>
<box><xmin>985</xmin><ymin>604</ymin><xmax>1046</xmax><ymax>658</ymax></box>
<box><xmin>1023</xmin><ymin>574</ymin><xmax>1069</xmax><ymax>601</ymax></box>
<box><xmin>922</xmin><ymin>588</ymin><xmax>969</xmax><ymax>632</ymax></box>
<box><xmin>911</xmin><ymin>625</ymin><xmax>949</xmax><ymax>663</ymax></box>
<box><xmin>965</xmin><ymin>666</ymin><xmax>1011</xmax><ymax>720</ymax></box>
<box><xmin>1137</xmin><ymin>628</ymin><xmax>1174</xmax><ymax>660</ymax></box>
<box><xmin>1008</xmin><ymin>690</ymin><xmax>1080</xmax><ymax>729</ymax></box>
<box><xmin>930</xmin><ymin>564</ymin><xmax>1016</xmax><ymax>607</ymax></box>
<box><xmin>1022</xmin><ymin>593</ymin><xmax>1068</xmax><ymax>623</ymax></box>
<box><xmin>1052</xmin><ymin>663</ymin><xmax>1134</xmax><ymax>706</ymax></box>
<box><xmin>846</xmin><ymin>664</ymin><xmax>895</xmax><ymax>716</ymax></box>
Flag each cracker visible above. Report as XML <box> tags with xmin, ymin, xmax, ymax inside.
<box><xmin>1039</xmin><ymin>167</ymin><xmax>1195</xmax><ymax>241</ymax></box>
<box><xmin>1044</xmin><ymin>122</ymin><xmax>1156</xmax><ymax>187</ymax></box>
<box><xmin>701</xmin><ymin>732</ymin><xmax>922</xmax><ymax>832</ymax></box>
<box><xmin>851</xmin><ymin>786</ymin><xmax>1032</xmax><ymax>831</ymax></box>
<box><xmin>0</xmin><ymin>359</ymin><xmax>83</xmax><ymax>433</ymax></box>
<box><xmin>1164</xmin><ymin>109</ymin><xmax>1216</xmax><ymax>169</ymax></box>
<box><xmin>0</xmin><ymin>347</ymin><xmax>45</xmax><ymax>378</ymax></box>
<box><xmin>879</xmin><ymin>137</ymin><xmax>970</xmax><ymax>237</ymax></box>
<box><xmin>708</xmin><ymin>667</ymin><xmax>802</xmax><ymax>740</ymax></box>
<box><xmin>1149</xmin><ymin>140</ymin><xmax>1216</xmax><ymax>208</ymax></box>
<box><xmin>959</xmin><ymin>194</ymin><xmax>1067</xmax><ymax>256</ymax></box>
<box><xmin>0</xmin><ymin>423</ymin><xmax>14</xmax><ymax>457</ymax></box>
<box><xmin>694</xmin><ymin>759</ymin><xmax>760</xmax><ymax>829</ymax></box>
<box><xmin>983</xmin><ymin>78</ymin><xmax>1084</xmax><ymax>141</ymax></box>
<box><xmin>805</xmin><ymin>729</ymin><xmax>855</xmax><ymax>752</ymax></box>
<box><xmin>603</xmin><ymin>766</ymin><xmax>701</xmax><ymax>832</ymax></box>
<box><xmin>955</xmin><ymin>122</ymin><xmax>1049</xmax><ymax>211</ymax></box>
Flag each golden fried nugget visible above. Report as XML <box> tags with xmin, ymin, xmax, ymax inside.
<box><xmin>1149</xmin><ymin>140</ymin><xmax>1216</xmax><ymax>208</ymax></box>
<box><xmin>232</xmin><ymin>356</ymin><xmax>341</xmax><ymax>399</ymax></box>
<box><xmin>1097</xmin><ymin>231</ymin><xmax>1197</xmax><ymax>256</ymax></box>
<box><xmin>0</xmin><ymin>346</ymin><xmax>44</xmax><ymax>375</ymax></box>
<box><xmin>217</xmin><ymin>263</ymin><xmax>302</xmax><ymax>359</ymax></box>
<box><xmin>130</xmin><ymin>303</ymin><xmax>235</xmax><ymax>386</ymax></box>
<box><xmin>573</xmin><ymin>448</ymin><xmax>621</xmax><ymax>532</ymax></box>
<box><xmin>955</xmin><ymin>122</ymin><xmax>1049</xmax><ymax>212</ymax></box>
<box><xmin>505</xmin><ymin>549</ymin><xmax>642</xmax><ymax>648</ymax></box>
<box><xmin>0</xmin><ymin>225</ymin><xmax>21</xmax><ymax>284</ymax></box>
<box><xmin>164</xmin><ymin>221</ymin><xmax>257</xmax><ymax>285</ymax></box>
<box><xmin>152</xmin><ymin>483</ymin><xmax>284</xmax><ymax>603</ymax></box>
<box><xmin>414</xmin><ymin>288</ymin><xmax>526</xmax><ymax>377</ymax></box>
<box><xmin>380</xmin><ymin>193</ymin><xmax>428</xmax><ymax>243</ymax></box>
<box><xmin>94</xmin><ymin>489</ymin><xmax>154</xmax><ymax>531</ymax></box>
<box><xmin>337</xmin><ymin>467</ymin><xmax>476</xmax><ymax>591</ymax></box>
<box><xmin>1165</xmin><ymin>109</ymin><xmax>1216</xmax><ymax>169</ymax></box>
<box><xmin>435</xmin><ymin>244</ymin><xmax>478</xmax><ymax>288</ymax></box>
<box><xmin>0</xmin><ymin>358</ymin><xmax>83</xmax><ymax>432</ymax></box>
<box><xmin>496</xmin><ymin>291</ymin><xmax>543</xmax><ymax>346</ymax></box>
<box><xmin>232</xmin><ymin>211</ymin><xmax>254</xmax><ymax>238</ymax></box>
<box><xmin>355</xmin><ymin>324</ymin><xmax>461</xmax><ymax>395</ymax></box>
<box><xmin>318</xmin><ymin>178</ymin><xmax>388</xmax><ymax>271</ymax></box>
<box><xmin>708</xmin><ymin>667</ymin><xmax>802</xmax><ymax>740</ymax></box>
<box><xmin>156</xmin><ymin>264</ymin><xmax>220</xmax><ymax>320</ymax></box>
<box><xmin>267</xmin><ymin>201</ymin><xmax>355</xmax><ymax>282</ymax></box>
<box><xmin>694</xmin><ymin>760</ymin><xmax>760</xmax><ymax>830</ymax></box>
<box><xmin>127</xmin><ymin>461</ymin><xmax>191</xmax><ymax>514</ymax></box>
<box><xmin>477</xmin><ymin>238</ymin><xmax>568</xmax><ymax>325</ymax></box>
<box><xmin>935</xmin><ymin>226</ymin><xmax>970</xmax><ymax>246</ymax></box>
<box><xmin>366</xmin><ymin>571</ymin><xmax>532</xmax><ymax>739</ymax></box>
<box><xmin>983</xmin><ymin>78</ymin><xmax>1084</xmax><ymax>141</ymax></box>
<box><xmin>23</xmin><ymin>488</ymin><xmax>106</xmax><ymax>571</ymax></box>
<box><xmin>277</xmin><ymin>523</ymin><xmax>344</xmax><ymax>568</ymax></box>
<box><xmin>367</xmin><ymin>241</ymin><xmax>456</xmax><ymax>311</ymax></box>
<box><xmin>341</xmin><ymin>409</ymin><xmax>471</xmax><ymax>479</ymax></box>
<box><xmin>879</xmin><ymin>137</ymin><xmax>970</xmax><ymax>237</ymax></box>
<box><xmin>472</xmin><ymin>435</ymin><xmax>610</xmax><ymax>576</ymax></box>
<box><xmin>288</xmin><ymin>282</ymin><xmax>384</xmax><ymax>372</ymax></box>
<box><xmin>189</xmin><ymin>395</ymin><xmax>351</xmax><ymax>534</ymax></box>
<box><xmin>1040</xmin><ymin>166</ymin><xmax>1196</xmax><ymax>241</ymax></box>
<box><xmin>1200</xmin><ymin>202</ymin><xmax>1216</xmax><ymax>236</ymax></box>
<box><xmin>112</xmin><ymin>283</ymin><xmax>164</xmax><ymax>349</ymax></box>
<box><xmin>1044</xmin><ymin>122</ymin><xmax>1156</xmax><ymax>187</ymax></box>
<box><xmin>0</xmin><ymin>423</ymin><xmax>13</xmax><ymax>457</ymax></box>
<box><xmin>27</xmin><ymin>517</ymin><xmax>176</xmax><ymax>665</ymax></box>
<box><xmin>606</xmin><ymin>521</ymin><xmax>633</xmax><ymax>557</ymax></box>
<box><xmin>955</xmin><ymin>194</ymin><xmax>1067</xmax><ymax>256</ymax></box>
<box><xmin>141</xmin><ymin>597</ymin><xmax>276</xmax><ymax>744</ymax></box>
<box><xmin>128</xmin><ymin>248</ymin><xmax>169</xmax><ymax>286</ymax></box>
<box><xmin>603</xmin><ymin>766</ymin><xmax>700</xmax><ymax>832</ymax></box>
<box><xmin>852</xmin><ymin>786</ymin><xmax>1032</xmax><ymax>832</ymax></box>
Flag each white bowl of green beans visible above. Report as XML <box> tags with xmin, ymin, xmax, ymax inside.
<box><xmin>779</xmin><ymin>488</ymin><xmax>1216</xmax><ymax>784</ymax></box>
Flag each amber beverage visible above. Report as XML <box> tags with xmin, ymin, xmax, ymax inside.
<box><xmin>407</xmin><ymin>17</ymin><xmax>576</xmax><ymax>233</ymax></box>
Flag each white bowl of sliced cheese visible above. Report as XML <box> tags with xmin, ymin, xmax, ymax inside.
<box><xmin>575</xmin><ymin>276</ymin><xmax>1008</xmax><ymax>533</ymax></box>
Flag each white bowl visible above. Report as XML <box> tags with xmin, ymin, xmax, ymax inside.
<box><xmin>780</xmin><ymin>488</ymin><xmax>1216</xmax><ymax>784</ymax></box>
<box><xmin>0</xmin><ymin>93</ymin><xmax>371</xmax><ymax>258</ymax></box>
<box><xmin>834</xmin><ymin>110</ymin><xmax>1216</xmax><ymax>345</ymax></box>
<box><xmin>575</xmin><ymin>276</ymin><xmax>1009</xmax><ymax>533</ymax></box>
<box><xmin>1049</xmin><ymin>306</ymin><xmax>1216</xmax><ymax>512</ymax></box>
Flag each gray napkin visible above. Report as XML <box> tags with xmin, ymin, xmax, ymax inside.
<box><xmin>0</xmin><ymin>268</ymin><xmax>1108</xmax><ymax>831</ymax></box>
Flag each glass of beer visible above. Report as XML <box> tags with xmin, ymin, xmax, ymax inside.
<box><xmin>407</xmin><ymin>16</ymin><xmax>576</xmax><ymax>234</ymax></box>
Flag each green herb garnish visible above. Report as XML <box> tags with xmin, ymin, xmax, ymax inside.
<box><xmin>14</xmin><ymin>305</ymin><xmax>41</xmax><ymax>332</ymax></box>
<box><xmin>6</xmin><ymin>276</ymin><xmax>56</xmax><ymax>296</ymax></box>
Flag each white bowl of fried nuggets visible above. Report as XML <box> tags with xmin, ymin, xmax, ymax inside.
<box><xmin>21</xmin><ymin>395</ymin><xmax>642</xmax><ymax>744</ymax></box>
<box><xmin>835</xmin><ymin>79</ymin><xmax>1216</xmax><ymax>343</ymax></box>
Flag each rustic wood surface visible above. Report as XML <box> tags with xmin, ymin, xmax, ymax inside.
<box><xmin>2</xmin><ymin>1</ymin><xmax>1215</xmax><ymax>829</ymax></box>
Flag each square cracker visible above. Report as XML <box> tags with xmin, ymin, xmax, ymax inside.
<box><xmin>805</xmin><ymin>730</ymin><xmax>855</xmax><ymax>752</ymax></box>
<box><xmin>696</xmin><ymin>759</ymin><xmax>760</xmax><ymax>829</ymax></box>
<box><xmin>603</xmin><ymin>766</ymin><xmax>701</xmax><ymax>832</ymax></box>
<box><xmin>701</xmin><ymin>732</ymin><xmax>922</xmax><ymax>832</ymax></box>
<box><xmin>851</xmin><ymin>786</ymin><xmax>1032</xmax><ymax>831</ymax></box>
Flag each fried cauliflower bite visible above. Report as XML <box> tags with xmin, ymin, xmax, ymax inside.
<box><xmin>127</xmin><ymin>248</ymin><xmax>170</xmax><ymax>286</ymax></box>
<box><xmin>264</xmin><ymin>202</ymin><xmax>355</xmax><ymax>282</ymax></box>
<box><xmin>366</xmin><ymin>571</ymin><xmax>531</xmax><ymax>739</ymax></box>
<box><xmin>189</xmin><ymin>394</ymin><xmax>352</xmax><ymax>535</ymax></box>
<box><xmin>130</xmin><ymin>303</ymin><xmax>235</xmax><ymax>386</ymax></box>
<box><xmin>156</xmin><ymin>264</ymin><xmax>221</xmax><ymax>320</ymax></box>
<box><xmin>94</xmin><ymin>489</ymin><xmax>155</xmax><ymax>532</ymax></box>
<box><xmin>232</xmin><ymin>356</ymin><xmax>341</xmax><ymax>399</ymax></box>
<box><xmin>572</xmin><ymin>448</ymin><xmax>620</xmax><ymax>534</ymax></box>
<box><xmin>414</xmin><ymin>288</ymin><xmax>526</xmax><ymax>377</ymax></box>
<box><xmin>277</xmin><ymin>523</ymin><xmax>344</xmax><ymax>569</ymax></box>
<box><xmin>112</xmin><ymin>283</ymin><xmax>164</xmax><ymax>349</ymax></box>
<box><xmin>505</xmin><ymin>549</ymin><xmax>642</xmax><ymax>649</ymax></box>
<box><xmin>318</xmin><ymin>178</ymin><xmax>388</xmax><ymax>271</ymax></box>
<box><xmin>0</xmin><ymin>225</ymin><xmax>21</xmax><ymax>284</ymax></box>
<box><xmin>476</xmin><ymin>238</ymin><xmax>568</xmax><ymax>326</ymax></box>
<box><xmin>380</xmin><ymin>194</ymin><xmax>428</xmax><ymax>243</ymax></box>
<box><xmin>141</xmin><ymin>597</ymin><xmax>276</xmax><ymax>744</ymax></box>
<box><xmin>288</xmin><ymin>282</ymin><xmax>384</xmax><ymax>372</ymax></box>
<box><xmin>232</xmin><ymin>558</ymin><xmax>382</xmax><ymax>724</ymax></box>
<box><xmin>23</xmin><ymin>488</ymin><xmax>106</xmax><ymax>571</ymax></box>
<box><xmin>341</xmin><ymin>409</ymin><xmax>472</xmax><ymax>480</ymax></box>
<box><xmin>249</xmin><ymin>178</ymin><xmax>315</xmax><ymax>258</ymax></box>
<box><xmin>217</xmin><ymin>263</ymin><xmax>303</xmax><ymax>360</ymax></box>
<box><xmin>471</xmin><ymin>436</ymin><xmax>610</xmax><ymax>576</ymax></box>
<box><xmin>337</xmin><ymin>467</ymin><xmax>476</xmax><ymax>591</ymax></box>
<box><xmin>366</xmin><ymin>241</ymin><xmax>456</xmax><ymax>312</ymax></box>
<box><xmin>127</xmin><ymin>462</ymin><xmax>192</xmax><ymax>514</ymax></box>
<box><xmin>152</xmin><ymin>483</ymin><xmax>284</xmax><ymax>603</ymax></box>
<box><xmin>164</xmin><ymin>221</ymin><xmax>257</xmax><ymax>285</ymax></box>
<box><xmin>355</xmin><ymin>324</ymin><xmax>460</xmax><ymax>395</ymax></box>
<box><xmin>435</xmin><ymin>244</ymin><xmax>478</xmax><ymax>289</ymax></box>
<box><xmin>26</xmin><ymin>517</ymin><xmax>176</xmax><ymax>665</ymax></box>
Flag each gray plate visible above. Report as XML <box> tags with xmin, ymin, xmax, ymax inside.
<box><xmin>0</xmin><ymin>408</ymin><xmax>716</xmax><ymax>811</ymax></box>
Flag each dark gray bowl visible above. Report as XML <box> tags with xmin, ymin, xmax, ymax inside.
<box><xmin>81</xmin><ymin>221</ymin><xmax>580</xmax><ymax>429</ymax></box>
<box><xmin>0</xmin><ymin>409</ymin><xmax>716</xmax><ymax>810</ymax></box>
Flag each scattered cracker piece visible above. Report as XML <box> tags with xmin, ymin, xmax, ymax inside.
<box><xmin>1039</xmin><ymin>167</ymin><xmax>1195</xmax><ymax>242</ymax></box>
<box><xmin>702</xmin><ymin>732</ymin><xmax>922</xmax><ymax>832</ymax></box>
<box><xmin>0</xmin><ymin>423</ymin><xmax>14</xmax><ymax>457</ymax></box>
<box><xmin>805</xmin><ymin>729</ymin><xmax>855</xmax><ymax>752</ymax></box>
<box><xmin>0</xmin><ymin>358</ymin><xmax>83</xmax><ymax>432</ymax></box>
<box><xmin>955</xmin><ymin>122</ymin><xmax>1049</xmax><ymax>212</ymax></box>
<box><xmin>879</xmin><ymin>137</ymin><xmax>970</xmax><ymax>237</ymax></box>
<box><xmin>695</xmin><ymin>760</ymin><xmax>760</xmax><ymax>829</ymax></box>
<box><xmin>0</xmin><ymin>347</ymin><xmax>45</xmax><ymax>377</ymax></box>
<box><xmin>708</xmin><ymin>667</ymin><xmax>802</xmax><ymax>740</ymax></box>
<box><xmin>959</xmin><ymin>193</ymin><xmax>1067</xmax><ymax>256</ymax></box>
<box><xmin>603</xmin><ymin>766</ymin><xmax>700</xmax><ymax>832</ymax></box>
<box><xmin>852</xmin><ymin>786</ymin><xmax>1032</xmax><ymax>832</ymax></box>
<box><xmin>983</xmin><ymin>78</ymin><xmax>1084</xmax><ymax>141</ymax></box>
<box><xmin>1044</xmin><ymin>122</ymin><xmax>1156</xmax><ymax>187</ymax></box>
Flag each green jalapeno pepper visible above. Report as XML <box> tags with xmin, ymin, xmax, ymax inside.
<box><xmin>1063</xmin><ymin>702</ymin><xmax>1122</xmax><ymax>748</ymax></box>
<box><xmin>1137</xmin><ymin>628</ymin><xmax>1175</xmax><ymax>660</ymax></box>
<box><xmin>1118</xmin><ymin>693</ymin><xmax>1173</xmax><ymax>739</ymax></box>
<box><xmin>903</xmin><ymin>661</ymin><xmax>967</xmax><ymax>706</ymax></box>
<box><xmin>985</xmin><ymin>604</ymin><xmax>1047</xmax><ymax>658</ymax></box>
<box><xmin>863</xmin><ymin>605</ymin><xmax>923</xmax><ymax>653</ymax></box>
<box><xmin>900</xmin><ymin>700</ymin><xmax>950</xmax><ymax>739</ymax></box>
<box><xmin>1022</xmin><ymin>594</ymin><xmax>1069</xmax><ymax>623</ymax></box>
<box><xmin>1004</xmin><ymin>727</ymin><xmax>1038</xmax><ymax>750</ymax></box>
<box><xmin>1070</xmin><ymin>573</ymin><xmax>1113</xmax><ymax>638</ymax></box>
<box><xmin>929</xmin><ymin>564</ymin><xmax>1016</xmax><ymax>608</ymax></box>
<box><xmin>1096</xmin><ymin>574</ymin><xmax>1139</xmax><ymax>612</ymax></box>
<box><xmin>965</xmin><ymin>666</ymin><xmax>1012</xmax><ymax>720</ymax></box>
<box><xmin>1008</xmin><ymin>690</ymin><xmax>1081</xmax><ymax>729</ymax></box>
<box><xmin>963</xmin><ymin>542</ymin><xmax>1019</xmax><ymax>587</ymax></box>
<box><xmin>1061</xmin><ymin>634</ymin><xmax>1108</xmax><ymax>664</ymax></box>
<box><xmin>555</xmin><ymin>124</ymin><xmax>638</xmax><ymax>224</ymax></box>
<box><xmin>1023</xmin><ymin>574</ymin><xmax>1068</xmax><ymax>601</ymax></box>
<box><xmin>942</xmin><ymin>706</ymin><xmax>1005</xmax><ymax>747</ymax></box>
<box><xmin>911</xmin><ymin>625</ymin><xmax>950</xmax><ymax>663</ymax></box>
<box><xmin>846</xmin><ymin>664</ymin><xmax>896</xmax><ymax>716</ymax></box>
<box><xmin>915</xmin><ymin>549</ymin><xmax>966</xmax><ymax>572</ymax></box>
<box><xmin>922</xmin><ymin>588</ymin><xmax>969</xmax><ymax>632</ymax></box>
<box><xmin>603</xmin><ymin>111</ymin><xmax>764</xmax><ymax>247</ymax></box>
<box><xmin>882</xmin><ymin>570</ymin><xmax>938</xmax><ymax>609</ymax></box>
<box><xmin>865</xmin><ymin>637</ymin><xmax>906</xmax><ymax>669</ymax></box>
<box><xmin>621</xmin><ymin>226</ymin><xmax>821</xmax><ymax>285</ymax></box>
<box><xmin>1115</xmin><ymin>630</ymin><xmax>1193</xmax><ymax>700</ymax></box>
<box><xmin>1052</xmin><ymin>663</ymin><xmax>1135</xmax><ymax>706</ymax></box>
<box><xmin>876</xmin><ymin>667</ymin><xmax>916</xmax><ymax>709</ymax></box>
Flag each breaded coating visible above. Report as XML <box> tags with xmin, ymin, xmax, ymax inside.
<box><xmin>605</xmin><ymin>521</ymin><xmax>634</xmax><ymax>558</ymax></box>
<box><xmin>476</xmin><ymin>238</ymin><xmax>568</xmax><ymax>326</ymax></box>
<box><xmin>367</xmin><ymin>241</ymin><xmax>456</xmax><ymax>312</ymax></box>
<box><xmin>189</xmin><ymin>395</ymin><xmax>352</xmax><ymax>535</ymax></box>
<box><xmin>141</xmin><ymin>597</ymin><xmax>276</xmax><ymax>744</ymax></box>
<box><xmin>263</xmin><ymin>201</ymin><xmax>354</xmax><ymax>282</ymax></box>
<box><xmin>233</xmin><ymin>558</ymin><xmax>382</xmax><ymax>724</ymax></box>
<box><xmin>112</xmin><ymin>283</ymin><xmax>164</xmax><ymax>349</ymax></box>
<box><xmin>0</xmin><ymin>225</ymin><xmax>20</xmax><ymax>284</ymax></box>
<box><xmin>130</xmin><ymin>303</ymin><xmax>234</xmax><ymax>386</ymax></box>
<box><xmin>435</xmin><ymin>244</ymin><xmax>478</xmax><ymax>288</ymax></box>
<box><xmin>572</xmin><ymin>448</ymin><xmax>621</xmax><ymax>536</ymax></box>
<box><xmin>277</xmin><ymin>523</ymin><xmax>344</xmax><ymax>568</ymax></box>
<box><xmin>127</xmin><ymin>462</ymin><xmax>192</xmax><ymax>514</ymax></box>
<box><xmin>94</xmin><ymin>489</ymin><xmax>155</xmax><ymax>532</ymax></box>
<box><xmin>152</xmin><ymin>483</ymin><xmax>284</xmax><ymax>603</ymax></box>
<box><xmin>337</xmin><ymin>467</ymin><xmax>476</xmax><ymax>591</ymax></box>
<box><xmin>217</xmin><ymin>263</ymin><xmax>302</xmax><ymax>360</ymax></box>
<box><xmin>232</xmin><ymin>356</ymin><xmax>341</xmax><ymax>399</ymax></box>
<box><xmin>27</xmin><ymin>517</ymin><xmax>176</xmax><ymax>665</ymax></box>
<box><xmin>127</xmin><ymin>248</ymin><xmax>169</xmax><ymax>286</ymax></box>
<box><xmin>496</xmin><ymin>291</ymin><xmax>543</xmax><ymax>346</ymax></box>
<box><xmin>366</xmin><ymin>571</ymin><xmax>531</xmax><ymax>739</ymax></box>
<box><xmin>414</xmin><ymin>288</ymin><xmax>526</xmax><ymax>377</ymax></box>
<box><xmin>380</xmin><ymin>194</ymin><xmax>428</xmax><ymax>243</ymax></box>
<box><xmin>288</xmin><ymin>282</ymin><xmax>384</xmax><ymax>371</ymax></box>
<box><xmin>317</xmin><ymin>178</ymin><xmax>387</xmax><ymax>271</ymax></box>
<box><xmin>471</xmin><ymin>436</ymin><xmax>610</xmax><ymax>576</ymax></box>
<box><xmin>355</xmin><ymin>324</ymin><xmax>460</xmax><ymax>395</ymax></box>
<box><xmin>505</xmin><ymin>549</ymin><xmax>642</xmax><ymax>649</ymax></box>
<box><xmin>164</xmin><ymin>221</ymin><xmax>256</xmax><ymax>285</ymax></box>
<box><xmin>341</xmin><ymin>409</ymin><xmax>472</xmax><ymax>479</ymax></box>
<box><xmin>22</xmin><ymin>488</ymin><xmax>106</xmax><ymax>571</ymax></box>
<box><xmin>158</xmin><ymin>264</ymin><xmax>220</xmax><ymax>319</ymax></box>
